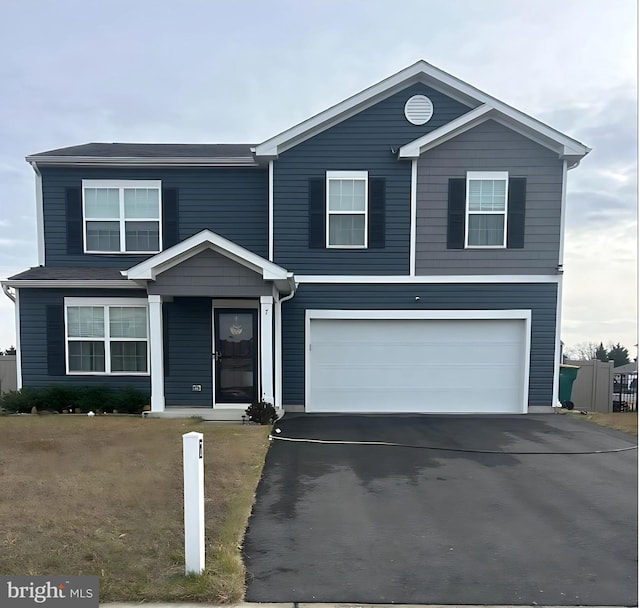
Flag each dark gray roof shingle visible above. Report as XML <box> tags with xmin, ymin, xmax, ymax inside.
<box><xmin>8</xmin><ymin>267</ymin><xmax>127</xmax><ymax>281</ymax></box>
<box><xmin>28</xmin><ymin>142</ymin><xmax>255</xmax><ymax>159</ymax></box>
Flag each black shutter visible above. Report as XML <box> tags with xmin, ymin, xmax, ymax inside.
<box><xmin>447</xmin><ymin>178</ymin><xmax>466</xmax><ymax>249</ymax></box>
<box><xmin>368</xmin><ymin>177</ymin><xmax>385</xmax><ymax>248</ymax></box>
<box><xmin>162</xmin><ymin>188</ymin><xmax>179</xmax><ymax>249</ymax></box>
<box><xmin>65</xmin><ymin>188</ymin><xmax>83</xmax><ymax>254</ymax></box>
<box><xmin>46</xmin><ymin>305</ymin><xmax>65</xmax><ymax>376</ymax></box>
<box><xmin>507</xmin><ymin>177</ymin><xmax>527</xmax><ymax>249</ymax></box>
<box><xmin>308</xmin><ymin>177</ymin><xmax>325</xmax><ymax>248</ymax></box>
<box><xmin>162</xmin><ymin>303</ymin><xmax>170</xmax><ymax>377</ymax></box>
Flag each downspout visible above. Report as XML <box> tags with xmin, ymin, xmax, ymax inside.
<box><xmin>553</xmin><ymin>158</ymin><xmax>569</xmax><ymax>408</ymax></box>
<box><xmin>274</xmin><ymin>276</ymin><xmax>297</xmax><ymax>411</ymax></box>
<box><xmin>2</xmin><ymin>284</ymin><xmax>21</xmax><ymax>389</ymax></box>
<box><xmin>552</xmin><ymin>151</ymin><xmax>589</xmax><ymax>406</ymax></box>
<box><xmin>2</xmin><ymin>283</ymin><xmax>15</xmax><ymax>302</ymax></box>
<box><xmin>268</xmin><ymin>160</ymin><xmax>274</xmax><ymax>261</ymax></box>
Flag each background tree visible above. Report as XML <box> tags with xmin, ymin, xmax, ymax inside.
<box><xmin>595</xmin><ymin>342</ymin><xmax>609</xmax><ymax>362</ymax></box>
<box><xmin>565</xmin><ymin>341</ymin><xmax>599</xmax><ymax>360</ymax></box>
<box><xmin>0</xmin><ymin>346</ymin><xmax>15</xmax><ymax>356</ymax></box>
<box><xmin>607</xmin><ymin>343</ymin><xmax>630</xmax><ymax>367</ymax></box>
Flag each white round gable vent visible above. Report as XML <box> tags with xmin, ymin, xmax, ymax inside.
<box><xmin>404</xmin><ymin>95</ymin><xmax>433</xmax><ymax>125</ymax></box>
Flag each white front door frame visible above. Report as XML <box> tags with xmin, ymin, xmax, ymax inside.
<box><xmin>211</xmin><ymin>300</ymin><xmax>267</xmax><ymax>409</ymax></box>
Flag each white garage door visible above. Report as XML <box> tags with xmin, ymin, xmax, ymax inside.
<box><xmin>307</xmin><ymin>313</ymin><xmax>529</xmax><ymax>414</ymax></box>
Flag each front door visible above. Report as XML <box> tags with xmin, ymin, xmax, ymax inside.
<box><xmin>214</xmin><ymin>309</ymin><xmax>258</xmax><ymax>405</ymax></box>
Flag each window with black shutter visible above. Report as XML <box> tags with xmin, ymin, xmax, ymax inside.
<box><xmin>447</xmin><ymin>173</ymin><xmax>527</xmax><ymax>249</ymax></box>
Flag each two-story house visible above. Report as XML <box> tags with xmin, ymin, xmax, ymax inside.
<box><xmin>2</xmin><ymin>61</ymin><xmax>590</xmax><ymax>418</ymax></box>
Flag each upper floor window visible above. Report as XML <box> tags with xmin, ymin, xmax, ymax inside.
<box><xmin>82</xmin><ymin>180</ymin><xmax>162</xmax><ymax>253</ymax></box>
<box><xmin>465</xmin><ymin>172</ymin><xmax>508</xmax><ymax>248</ymax></box>
<box><xmin>326</xmin><ymin>171</ymin><xmax>368</xmax><ymax>248</ymax></box>
<box><xmin>64</xmin><ymin>298</ymin><xmax>149</xmax><ymax>375</ymax></box>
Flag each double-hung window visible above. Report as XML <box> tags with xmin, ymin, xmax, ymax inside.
<box><xmin>326</xmin><ymin>171</ymin><xmax>368</xmax><ymax>248</ymax></box>
<box><xmin>465</xmin><ymin>171</ymin><xmax>508</xmax><ymax>248</ymax></box>
<box><xmin>82</xmin><ymin>180</ymin><xmax>162</xmax><ymax>253</ymax></box>
<box><xmin>65</xmin><ymin>298</ymin><xmax>149</xmax><ymax>374</ymax></box>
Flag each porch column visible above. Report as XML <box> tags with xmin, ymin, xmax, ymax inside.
<box><xmin>148</xmin><ymin>294</ymin><xmax>165</xmax><ymax>412</ymax></box>
<box><xmin>260</xmin><ymin>295</ymin><xmax>274</xmax><ymax>404</ymax></box>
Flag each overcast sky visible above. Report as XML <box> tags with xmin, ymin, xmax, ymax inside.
<box><xmin>0</xmin><ymin>0</ymin><xmax>637</xmax><ymax>356</ymax></box>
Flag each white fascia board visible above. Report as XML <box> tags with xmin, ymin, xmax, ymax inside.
<box><xmin>256</xmin><ymin>59</ymin><xmax>589</xmax><ymax>159</ymax></box>
<box><xmin>255</xmin><ymin>60</ymin><xmax>481</xmax><ymax>158</ymax></box>
<box><xmin>24</xmin><ymin>156</ymin><xmax>259</xmax><ymax>167</ymax></box>
<box><xmin>399</xmin><ymin>105</ymin><xmax>494</xmax><ymax>158</ymax></box>
<box><xmin>488</xmin><ymin>104</ymin><xmax>590</xmax><ymax>157</ymax></box>
<box><xmin>124</xmin><ymin>229</ymin><xmax>290</xmax><ymax>281</ymax></box>
<box><xmin>1</xmin><ymin>280</ymin><xmax>140</xmax><ymax>289</ymax></box>
<box><xmin>295</xmin><ymin>274</ymin><xmax>560</xmax><ymax>284</ymax></box>
<box><xmin>400</xmin><ymin>105</ymin><xmax>590</xmax><ymax>160</ymax></box>
<box><xmin>489</xmin><ymin>115</ymin><xmax>590</xmax><ymax>159</ymax></box>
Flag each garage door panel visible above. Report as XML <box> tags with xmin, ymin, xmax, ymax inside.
<box><xmin>314</xmin><ymin>362</ymin><xmax>520</xmax><ymax>387</ymax></box>
<box><xmin>313</xmin><ymin>386</ymin><xmax>521</xmax><ymax>413</ymax></box>
<box><xmin>308</xmin><ymin>317</ymin><xmax>527</xmax><ymax>414</ymax></box>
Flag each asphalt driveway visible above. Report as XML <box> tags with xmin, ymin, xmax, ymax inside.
<box><xmin>243</xmin><ymin>414</ymin><xmax>637</xmax><ymax>605</ymax></box>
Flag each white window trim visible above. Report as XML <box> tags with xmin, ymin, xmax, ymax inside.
<box><xmin>64</xmin><ymin>297</ymin><xmax>150</xmax><ymax>376</ymax></box>
<box><xmin>82</xmin><ymin>179</ymin><xmax>163</xmax><ymax>254</ymax></box>
<box><xmin>325</xmin><ymin>171</ymin><xmax>368</xmax><ymax>249</ymax></box>
<box><xmin>465</xmin><ymin>171</ymin><xmax>508</xmax><ymax>249</ymax></box>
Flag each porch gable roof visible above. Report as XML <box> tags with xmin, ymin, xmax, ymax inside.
<box><xmin>123</xmin><ymin>229</ymin><xmax>295</xmax><ymax>293</ymax></box>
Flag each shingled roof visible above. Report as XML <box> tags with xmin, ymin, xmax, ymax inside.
<box><xmin>26</xmin><ymin>143</ymin><xmax>259</xmax><ymax>166</ymax></box>
<box><xmin>7</xmin><ymin>267</ymin><xmax>129</xmax><ymax>281</ymax></box>
<box><xmin>29</xmin><ymin>142</ymin><xmax>255</xmax><ymax>158</ymax></box>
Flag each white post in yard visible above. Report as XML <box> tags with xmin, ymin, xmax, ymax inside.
<box><xmin>183</xmin><ymin>431</ymin><xmax>205</xmax><ymax>575</ymax></box>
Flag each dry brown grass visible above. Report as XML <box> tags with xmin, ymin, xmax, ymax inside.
<box><xmin>563</xmin><ymin>410</ymin><xmax>638</xmax><ymax>435</ymax></box>
<box><xmin>0</xmin><ymin>416</ymin><xmax>270</xmax><ymax>602</ymax></box>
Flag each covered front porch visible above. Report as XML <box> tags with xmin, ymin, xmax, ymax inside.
<box><xmin>123</xmin><ymin>230</ymin><xmax>295</xmax><ymax>420</ymax></box>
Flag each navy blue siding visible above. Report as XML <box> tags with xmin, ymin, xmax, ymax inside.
<box><xmin>282</xmin><ymin>283</ymin><xmax>557</xmax><ymax>406</ymax></box>
<box><xmin>41</xmin><ymin>166</ymin><xmax>268</xmax><ymax>267</ymax></box>
<box><xmin>273</xmin><ymin>83</ymin><xmax>470</xmax><ymax>274</ymax></box>
<box><xmin>19</xmin><ymin>288</ymin><xmax>150</xmax><ymax>392</ymax></box>
<box><xmin>164</xmin><ymin>298</ymin><xmax>213</xmax><ymax>406</ymax></box>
